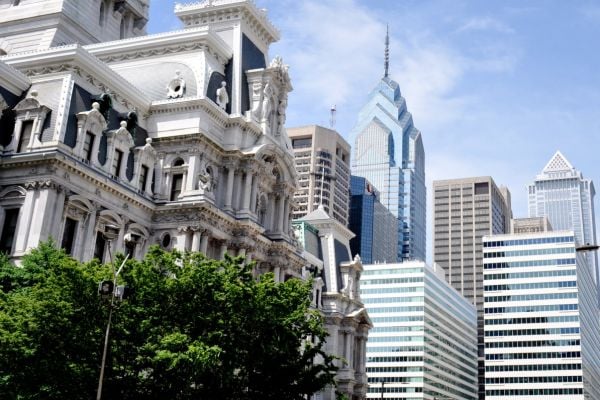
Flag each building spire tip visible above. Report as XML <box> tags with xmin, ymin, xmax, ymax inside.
<box><xmin>384</xmin><ymin>24</ymin><xmax>390</xmax><ymax>78</ymax></box>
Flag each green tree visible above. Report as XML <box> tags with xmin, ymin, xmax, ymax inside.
<box><xmin>0</xmin><ymin>242</ymin><xmax>337</xmax><ymax>399</ymax></box>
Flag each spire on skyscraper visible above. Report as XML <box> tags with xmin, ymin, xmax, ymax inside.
<box><xmin>384</xmin><ymin>24</ymin><xmax>390</xmax><ymax>78</ymax></box>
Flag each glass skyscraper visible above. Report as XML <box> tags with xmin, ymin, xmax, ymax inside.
<box><xmin>527</xmin><ymin>151</ymin><xmax>598</xmax><ymax>282</ymax></box>
<box><xmin>351</xmin><ymin>32</ymin><xmax>426</xmax><ymax>261</ymax></box>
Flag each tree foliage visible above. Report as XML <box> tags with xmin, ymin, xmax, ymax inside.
<box><xmin>0</xmin><ymin>242</ymin><xmax>337</xmax><ymax>399</ymax></box>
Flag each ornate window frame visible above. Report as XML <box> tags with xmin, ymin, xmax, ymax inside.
<box><xmin>133</xmin><ymin>138</ymin><xmax>156</xmax><ymax>195</ymax></box>
<box><xmin>6</xmin><ymin>92</ymin><xmax>50</xmax><ymax>153</ymax></box>
<box><xmin>105</xmin><ymin>120</ymin><xmax>134</xmax><ymax>181</ymax></box>
<box><xmin>75</xmin><ymin>102</ymin><xmax>107</xmax><ymax>166</ymax></box>
<box><xmin>0</xmin><ymin>185</ymin><xmax>26</xmax><ymax>255</ymax></box>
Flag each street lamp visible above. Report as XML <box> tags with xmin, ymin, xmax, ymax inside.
<box><xmin>96</xmin><ymin>225</ymin><xmax>129</xmax><ymax>400</ymax></box>
<box><xmin>380</xmin><ymin>380</ymin><xmax>384</xmax><ymax>400</ymax></box>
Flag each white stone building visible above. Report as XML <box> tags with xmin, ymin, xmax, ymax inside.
<box><xmin>295</xmin><ymin>207</ymin><xmax>373</xmax><ymax>400</ymax></box>
<box><xmin>0</xmin><ymin>0</ymin><xmax>307</xmax><ymax>279</ymax></box>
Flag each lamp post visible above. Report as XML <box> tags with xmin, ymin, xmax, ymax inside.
<box><xmin>96</xmin><ymin>225</ymin><xmax>129</xmax><ymax>400</ymax></box>
<box><xmin>380</xmin><ymin>380</ymin><xmax>384</xmax><ymax>400</ymax></box>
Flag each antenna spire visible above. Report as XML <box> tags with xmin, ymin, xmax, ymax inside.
<box><xmin>329</xmin><ymin>105</ymin><xmax>337</xmax><ymax>129</ymax></box>
<box><xmin>384</xmin><ymin>24</ymin><xmax>390</xmax><ymax>78</ymax></box>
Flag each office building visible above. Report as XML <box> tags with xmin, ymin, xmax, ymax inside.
<box><xmin>483</xmin><ymin>230</ymin><xmax>600</xmax><ymax>399</ymax></box>
<box><xmin>0</xmin><ymin>0</ymin><xmax>308</xmax><ymax>276</ymax></box>
<box><xmin>511</xmin><ymin>217</ymin><xmax>552</xmax><ymax>234</ymax></box>
<box><xmin>351</xmin><ymin>29</ymin><xmax>426</xmax><ymax>261</ymax></box>
<box><xmin>528</xmin><ymin>151</ymin><xmax>598</xmax><ymax>282</ymax></box>
<box><xmin>432</xmin><ymin>176</ymin><xmax>511</xmax><ymax>399</ymax></box>
<box><xmin>294</xmin><ymin>207</ymin><xmax>372</xmax><ymax>400</ymax></box>
<box><xmin>361</xmin><ymin>261</ymin><xmax>478</xmax><ymax>400</ymax></box>
<box><xmin>348</xmin><ymin>175</ymin><xmax>397</xmax><ymax>264</ymax></box>
<box><xmin>288</xmin><ymin>125</ymin><xmax>351</xmax><ymax>226</ymax></box>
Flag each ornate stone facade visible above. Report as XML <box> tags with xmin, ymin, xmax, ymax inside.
<box><xmin>0</xmin><ymin>0</ymin><xmax>305</xmax><ymax>278</ymax></box>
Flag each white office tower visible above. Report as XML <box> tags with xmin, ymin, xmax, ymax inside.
<box><xmin>483</xmin><ymin>231</ymin><xmax>600</xmax><ymax>399</ymax></box>
<box><xmin>360</xmin><ymin>262</ymin><xmax>478</xmax><ymax>400</ymax></box>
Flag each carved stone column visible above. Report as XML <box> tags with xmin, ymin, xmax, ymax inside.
<box><xmin>199</xmin><ymin>230</ymin><xmax>209</xmax><ymax>254</ymax></box>
<box><xmin>219</xmin><ymin>241</ymin><xmax>228</xmax><ymax>259</ymax></box>
<box><xmin>191</xmin><ymin>227</ymin><xmax>202</xmax><ymax>252</ymax></box>
<box><xmin>277</xmin><ymin>194</ymin><xmax>285</xmax><ymax>233</ymax></box>
<box><xmin>241</xmin><ymin>171</ymin><xmax>253</xmax><ymax>212</ymax></box>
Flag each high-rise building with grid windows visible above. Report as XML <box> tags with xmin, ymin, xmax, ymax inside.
<box><xmin>360</xmin><ymin>261</ymin><xmax>478</xmax><ymax>400</ymax></box>
<box><xmin>483</xmin><ymin>230</ymin><xmax>600</xmax><ymax>399</ymax></box>
<box><xmin>527</xmin><ymin>151</ymin><xmax>598</xmax><ymax>282</ymax></box>
<box><xmin>432</xmin><ymin>176</ymin><xmax>512</xmax><ymax>400</ymax></box>
<box><xmin>288</xmin><ymin>125</ymin><xmax>351</xmax><ymax>226</ymax></box>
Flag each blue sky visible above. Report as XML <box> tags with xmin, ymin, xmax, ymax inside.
<box><xmin>149</xmin><ymin>1</ymin><xmax>600</xmax><ymax>258</ymax></box>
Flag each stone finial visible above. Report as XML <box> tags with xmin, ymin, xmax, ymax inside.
<box><xmin>92</xmin><ymin>102</ymin><xmax>101</xmax><ymax>110</ymax></box>
<box><xmin>30</xmin><ymin>89</ymin><xmax>38</xmax><ymax>98</ymax></box>
<box><xmin>120</xmin><ymin>121</ymin><xmax>128</xmax><ymax>129</ymax></box>
<box><xmin>146</xmin><ymin>138</ymin><xmax>152</xmax><ymax>145</ymax></box>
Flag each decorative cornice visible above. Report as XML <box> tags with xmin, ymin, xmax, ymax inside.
<box><xmin>0</xmin><ymin>59</ymin><xmax>30</xmax><ymax>95</ymax></box>
<box><xmin>85</xmin><ymin>27</ymin><xmax>232</xmax><ymax>65</ymax></box>
<box><xmin>3</xmin><ymin>45</ymin><xmax>151</xmax><ymax>113</ymax></box>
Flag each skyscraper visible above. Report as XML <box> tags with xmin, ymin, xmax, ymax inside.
<box><xmin>483</xmin><ymin>230</ymin><xmax>600</xmax><ymax>399</ymax></box>
<box><xmin>288</xmin><ymin>125</ymin><xmax>351</xmax><ymax>226</ymax></box>
<box><xmin>348</xmin><ymin>176</ymin><xmax>398</xmax><ymax>264</ymax></box>
<box><xmin>528</xmin><ymin>151</ymin><xmax>598</xmax><ymax>282</ymax></box>
<box><xmin>351</xmin><ymin>28</ymin><xmax>426</xmax><ymax>261</ymax></box>
<box><xmin>361</xmin><ymin>261</ymin><xmax>478</xmax><ymax>400</ymax></box>
<box><xmin>432</xmin><ymin>176</ymin><xmax>512</xmax><ymax>400</ymax></box>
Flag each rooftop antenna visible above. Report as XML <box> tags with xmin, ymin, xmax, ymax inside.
<box><xmin>384</xmin><ymin>24</ymin><xmax>390</xmax><ymax>78</ymax></box>
<box><xmin>329</xmin><ymin>105</ymin><xmax>336</xmax><ymax>129</ymax></box>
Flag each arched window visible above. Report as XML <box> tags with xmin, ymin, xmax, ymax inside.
<box><xmin>99</xmin><ymin>2</ymin><xmax>105</xmax><ymax>27</ymax></box>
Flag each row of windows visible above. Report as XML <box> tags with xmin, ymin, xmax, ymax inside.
<box><xmin>485</xmin><ymin>315</ymin><xmax>579</xmax><ymax>325</ymax></box>
<box><xmin>485</xmin><ymin>363</ymin><xmax>581</xmax><ymax>372</ymax></box>
<box><xmin>484</xmin><ymin>258</ymin><xmax>575</xmax><ymax>269</ymax></box>
<box><xmin>370</xmin><ymin>316</ymin><xmax>424</xmax><ymax>324</ymax></box>
<box><xmin>362</xmin><ymin>296</ymin><xmax>424</xmax><ymax>304</ymax></box>
<box><xmin>486</xmin><ymin>375</ymin><xmax>582</xmax><ymax>384</ymax></box>
<box><xmin>484</xmin><ymin>247</ymin><xmax>574</xmax><ymax>258</ymax></box>
<box><xmin>485</xmin><ymin>268</ymin><xmax>576</xmax><ymax>281</ymax></box>
<box><xmin>486</xmin><ymin>351</ymin><xmax>581</xmax><ymax>360</ymax></box>
<box><xmin>371</xmin><ymin>326</ymin><xmax>424</xmax><ymax>334</ymax></box>
<box><xmin>485</xmin><ymin>303</ymin><xmax>578</xmax><ymax>314</ymax></box>
<box><xmin>367</xmin><ymin>387</ymin><xmax>422</xmax><ymax>393</ymax></box>
<box><xmin>361</xmin><ymin>286</ymin><xmax>423</xmax><ymax>295</ymax></box>
<box><xmin>366</xmin><ymin>366</ymin><xmax>422</xmax><ymax>374</ymax></box>
<box><xmin>368</xmin><ymin>336</ymin><xmax>423</xmax><ymax>343</ymax></box>
<box><xmin>367</xmin><ymin>356</ymin><xmax>423</xmax><ymax>363</ymax></box>
<box><xmin>486</xmin><ymin>388</ymin><xmax>583</xmax><ymax>396</ymax></box>
<box><xmin>485</xmin><ymin>291</ymin><xmax>578</xmax><ymax>303</ymax></box>
<box><xmin>361</xmin><ymin>277</ymin><xmax>424</xmax><ymax>285</ymax></box>
<box><xmin>367</xmin><ymin>306</ymin><xmax>424</xmax><ymax>314</ymax></box>
<box><xmin>485</xmin><ymin>280</ymin><xmax>577</xmax><ymax>292</ymax></box>
<box><xmin>485</xmin><ymin>327</ymin><xmax>579</xmax><ymax>336</ymax></box>
<box><xmin>367</xmin><ymin>377</ymin><xmax>422</xmax><ymax>384</ymax></box>
<box><xmin>362</xmin><ymin>267</ymin><xmax>423</xmax><ymax>275</ymax></box>
<box><xmin>484</xmin><ymin>236</ymin><xmax>574</xmax><ymax>248</ymax></box>
<box><xmin>485</xmin><ymin>339</ymin><xmax>580</xmax><ymax>348</ymax></box>
<box><xmin>367</xmin><ymin>345</ymin><xmax>423</xmax><ymax>353</ymax></box>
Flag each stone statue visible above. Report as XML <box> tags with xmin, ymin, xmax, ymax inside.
<box><xmin>216</xmin><ymin>81</ymin><xmax>229</xmax><ymax>110</ymax></box>
<box><xmin>276</xmin><ymin>96</ymin><xmax>287</xmax><ymax>135</ymax></box>
<box><xmin>197</xmin><ymin>167</ymin><xmax>214</xmax><ymax>192</ymax></box>
<box><xmin>167</xmin><ymin>71</ymin><xmax>186</xmax><ymax>99</ymax></box>
<box><xmin>261</xmin><ymin>82</ymin><xmax>273</xmax><ymax>121</ymax></box>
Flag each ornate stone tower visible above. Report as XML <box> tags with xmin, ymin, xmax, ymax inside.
<box><xmin>0</xmin><ymin>0</ymin><xmax>149</xmax><ymax>54</ymax></box>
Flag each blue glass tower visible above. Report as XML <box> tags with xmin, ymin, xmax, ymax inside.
<box><xmin>351</xmin><ymin>28</ymin><xmax>426</xmax><ymax>261</ymax></box>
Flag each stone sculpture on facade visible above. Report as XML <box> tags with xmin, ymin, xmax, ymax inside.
<box><xmin>166</xmin><ymin>70</ymin><xmax>185</xmax><ymax>99</ymax></box>
<box><xmin>216</xmin><ymin>81</ymin><xmax>228</xmax><ymax>110</ymax></box>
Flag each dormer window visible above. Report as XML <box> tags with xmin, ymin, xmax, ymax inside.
<box><xmin>83</xmin><ymin>132</ymin><xmax>95</xmax><ymax>162</ymax></box>
<box><xmin>170</xmin><ymin>174</ymin><xmax>183</xmax><ymax>201</ymax></box>
<box><xmin>139</xmin><ymin>165</ymin><xmax>148</xmax><ymax>191</ymax></box>
<box><xmin>112</xmin><ymin>149</ymin><xmax>123</xmax><ymax>177</ymax></box>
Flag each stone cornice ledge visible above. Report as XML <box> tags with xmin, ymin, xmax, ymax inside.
<box><xmin>85</xmin><ymin>26</ymin><xmax>232</xmax><ymax>63</ymax></box>
<box><xmin>0</xmin><ymin>60</ymin><xmax>30</xmax><ymax>94</ymax></box>
<box><xmin>3</xmin><ymin>45</ymin><xmax>151</xmax><ymax>112</ymax></box>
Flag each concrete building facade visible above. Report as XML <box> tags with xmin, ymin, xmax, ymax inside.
<box><xmin>432</xmin><ymin>176</ymin><xmax>512</xmax><ymax>399</ymax></box>
<box><xmin>483</xmin><ymin>230</ymin><xmax>600</xmax><ymax>399</ymax></box>
<box><xmin>360</xmin><ymin>261</ymin><xmax>478</xmax><ymax>400</ymax></box>
<box><xmin>288</xmin><ymin>125</ymin><xmax>351</xmax><ymax>226</ymax></box>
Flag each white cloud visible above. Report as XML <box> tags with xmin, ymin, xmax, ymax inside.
<box><xmin>457</xmin><ymin>16</ymin><xmax>514</xmax><ymax>34</ymax></box>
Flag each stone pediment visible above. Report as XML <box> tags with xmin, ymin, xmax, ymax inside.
<box><xmin>14</xmin><ymin>96</ymin><xmax>49</xmax><ymax>113</ymax></box>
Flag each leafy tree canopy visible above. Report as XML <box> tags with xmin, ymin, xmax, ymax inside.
<box><xmin>0</xmin><ymin>242</ymin><xmax>337</xmax><ymax>399</ymax></box>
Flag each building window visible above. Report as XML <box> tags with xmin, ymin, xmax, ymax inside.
<box><xmin>16</xmin><ymin>121</ymin><xmax>33</xmax><ymax>152</ymax></box>
<box><xmin>94</xmin><ymin>231</ymin><xmax>106</xmax><ymax>262</ymax></box>
<box><xmin>170</xmin><ymin>174</ymin><xmax>183</xmax><ymax>201</ymax></box>
<box><xmin>125</xmin><ymin>240</ymin><xmax>136</xmax><ymax>259</ymax></box>
<box><xmin>84</xmin><ymin>132</ymin><xmax>95</xmax><ymax>162</ymax></box>
<box><xmin>120</xmin><ymin>17</ymin><xmax>126</xmax><ymax>39</ymax></box>
<box><xmin>0</xmin><ymin>208</ymin><xmax>19</xmax><ymax>254</ymax></box>
<box><xmin>112</xmin><ymin>149</ymin><xmax>123</xmax><ymax>177</ymax></box>
<box><xmin>61</xmin><ymin>217</ymin><xmax>78</xmax><ymax>255</ymax></box>
<box><xmin>99</xmin><ymin>2</ymin><xmax>105</xmax><ymax>26</ymax></box>
<box><xmin>139</xmin><ymin>165</ymin><xmax>148</xmax><ymax>192</ymax></box>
